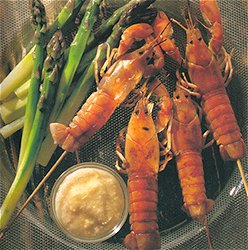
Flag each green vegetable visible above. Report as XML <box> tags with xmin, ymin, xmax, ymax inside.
<box><xmin>0</xmin><ymin>0</ymin><xmax>87</xmax><ymax>101</ymax></box>
<box><xmin>48</xmin><ymin>0</ymin><xmax>102</xmax><ymax>123</ymax></box>
<box><xmin>14</xmin><ymin>79</ymin><xmax>31</xmax><ymax>99</ymax></box>
<box><xmin>0</xmin><ymin>96</ymin><xmax>26</xmax><ymax>124</ymax></box>
<box><xmin>0</xmin><ymin>30</ymin><xmax>66</xmax><ymax>231</ymax></box>
<box><xmin>85</xmin><ymin>1</ymin><xmax>128</xmax><ymax>52</ymax></box>
<box><xmin>18</xmin><ymin>0</ymin><xmax>48</xmax><ymax>163</ymax></box>
<box><xmin>0</xmin><ymin>0</ymin><xmax>136</xmax><ymax>104</ymax></box>
<box><xmin>0</xmin><ymin>49</ymin><xmax>34</xmax><ymax>101</ymax></box>
<box><xmin>0</xmin><ymin>117</ymin><xmax>24</xmax><ymax>139</ymax></box>
<box><xmin>44</xmin><ymin>0</ymin><xmax>87</xmax><ymax>43</ymax></box>
<box><xmin>1</xmin><ymin>47</ymin><xmax>95</xmax><ymax>125</ymax></box>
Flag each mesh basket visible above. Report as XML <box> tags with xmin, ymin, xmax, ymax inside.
<box><xmin>0</xmin><ymin>0</ymin><xmax>247</xmax><ymax>249</ymax></box>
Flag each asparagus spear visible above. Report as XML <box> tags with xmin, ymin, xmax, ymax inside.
<box><xmin>48</xmin><ymin>0</ymin><xmax>102</xmax><ymax>124</ymax></box>
<box><xmin>18</xmin><ymin>0</ymin><xmax>48</xmax><ymax>163</ymax></box>
<box><xmin>0</xmin><ymin>30</ymin><xmax>66</xmax><ymax>231</ymax></box>
<box><xmin>0</xmin><ymin>0</ymin><xmax>87</xmax><ymax>101</ymax></box>
<box><xmin>85</xmin><ymin>0</ymin><xmax>131</xmax><ymax>52</ymax></box>
<box><xmin>44</xmin><ymin>0</ymin><xmax>87</xmax><ymax>43</ymax></box>
<box><xmin>57</xmin><ymin>0</ymin><xmax>157</xmax><ymax>81</ymax></box>
<box><xmin>37</xmin><ymin>0</ymin><xmax>157</xmax><ymax>166</ymax></box>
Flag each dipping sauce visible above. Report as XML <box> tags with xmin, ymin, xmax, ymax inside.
<box><xmin>51</xmin><ymin>163</ymin><xmax>128</xmax><ymax>242</ymax></box>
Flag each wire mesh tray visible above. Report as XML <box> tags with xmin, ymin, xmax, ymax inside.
<box><xmin>0</xmin><ymin>0</ymin><xmax>247</xmax><ymax>249</ymax></box>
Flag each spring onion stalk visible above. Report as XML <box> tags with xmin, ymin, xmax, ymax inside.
<box><xmin>37</xmin><ymin>0</ymin><xmax>156</xmax><ymax>166</ymax></box>
<box><xmin>0</xmin><ymin>96</ymin><xmax>26</xmax><ymax>124</ymax></box>
<box><xmin>14</xmin><ymin>79</ymin><xmax>31</xmax><ymax>99</ymax></box>
<box><xmin>48</xmin><ymin>0</ymin><xmax>102</xmax><ymax>124</ymax></box>
<box><xmin>0</xmin><ymin>30</ymin><xmax>66</xmax><ymax>231</ymax></box>
<box><xmin>18</xmin><ymin>0</ymin><xmax>48</xmax><ymax>163</ymax></box>
<box><xmin>0</xmin><ymin>49</ymin><xmax>34</xmax><ymax>101</ymax></box>
<box><xmin>0</xmin><ymin>0</ymin><xmax>86</xmax><ymax>101</ymax></box>
<box><xmin>0</xmin><ymin>117</ymin><xmax>24</xmax><ymax>139</ymax></box>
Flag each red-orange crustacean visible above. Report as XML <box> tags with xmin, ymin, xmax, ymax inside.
<box><xmin>116</xmin><ymin>90</ymin><xmax>171</xmax><ymax>250</ymax></box>
<box><xmin>171</xmin><ymin>0</ymin><xmax>246</xmax><ymax>161</ymax></box>
<box><xmin>164</xmin><ymin>81</ymin><xmax>214</xmax><ymax>249</ymax></box>
<box><xmin>118</xmin><ymin>77</ymin><xmax>172</xmax><ymax>250</ymax></box>
<box><xmin>49</xmin><ymin>10</ymin><xmax>179</xmax><ymax>153</ymax></box>
<box><xmin>169</xmin><ymin>83</ymin><xmax>214</xmax><ymax>223</ymax></box>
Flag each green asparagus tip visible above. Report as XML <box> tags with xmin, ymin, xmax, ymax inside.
<box><xmin>44</xmin><ymin>30</ymin><xmax>66</xmax><ymax>73</ymax></box>
<box><xmin>38</xmin><ymin>30</ymin><xmax>66</xmax><ymax>112</ymax></box>
<box><xmin>31</xmin><ymin>0</ymin><xmax>47</xmax><ymax>32</ymax></box>
<box><xmin>120</xmin><ymin>0</ymin><xmax>157</xmax><ymax>28</ymax></box>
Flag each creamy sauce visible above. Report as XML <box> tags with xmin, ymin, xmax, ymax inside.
<box><xmin>54</xmin><ymin>168</ymin><xmax>125</xmax><ymax>239</ymax></box>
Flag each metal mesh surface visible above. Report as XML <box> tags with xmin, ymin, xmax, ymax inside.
<box><xmin>0</xmin><ymin>0</ymin><xmax>247</xmax><ymax>249</ymax></box>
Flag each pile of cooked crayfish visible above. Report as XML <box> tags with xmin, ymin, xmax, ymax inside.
<box><xmin>2</xmin><ymin>0</ymin><xmax>246</xmax><ymax>249</ymax></box>
<box><xmin>51</xmin><ymin>1</ymin><xmax>246</xmax><ymax>248</ymax></box>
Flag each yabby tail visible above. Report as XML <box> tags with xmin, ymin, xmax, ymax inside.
<box><xmin>50</xmin><ymin>89</ymin><xmax>116</xmax><ymax>152</ymax></box>
<box><xmin>202</xmin><ymin>88</ymin><xmax>246</xmax><ymax>161</ymax></box>
<box><xmin>124</xmin><ymin>173</ymin><xmax>160</xmax><ymax>250</ymax></box>
<box><xmin>176</xmin><ymin>152</ymin><xmax>214</xmax><ymax>224</ymax></box>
